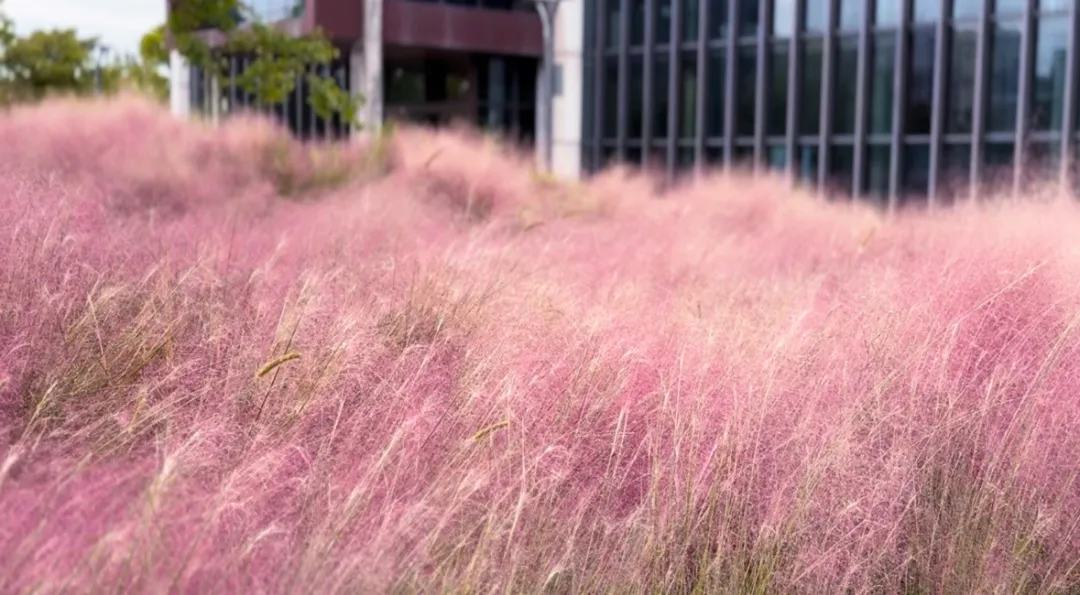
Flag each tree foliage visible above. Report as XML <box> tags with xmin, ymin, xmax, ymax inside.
<box><xmin>0</xmin><ymin>26</ymin><xmax>100</xmax><ymax>102</ymax></box>
<box><xmin>167</xmin><ymin>0</ymin><xmax>361</xmax><ymax>126</ymax></box>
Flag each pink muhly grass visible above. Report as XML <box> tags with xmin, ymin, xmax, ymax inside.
<box><xmin>1</xmin><ymin>97</ymin><xmax>1080</xmax><ymax>593</ymax></box>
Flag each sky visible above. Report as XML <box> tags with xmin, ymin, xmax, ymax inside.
<box><xmin>4</xmin><ymin>0</ymin><xmax>166</xmax><ymax>57</ymax></box>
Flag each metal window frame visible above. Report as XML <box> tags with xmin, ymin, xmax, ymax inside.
<box><xmin>968</xmin><ymin>0</ymin><xmax>992</xmax><ymax>201</ymax></box>
<box><xmin>617</xmin><ymin>0</ymin><xmax>631</xmax><ymax>160</ymax></box>
<box><xmin>817</xmin><ymin>0</ymin><xmax>839</xmax><ymax>192</ymax></box>
<box><xmin>753</xmin><ymin>0</ymin><xmax>771</xmax><ymax>172</ymax></box>
<box><xmin>1013</xmin><ymin>0</ymin><xmax>1036</xmax><ymax>194</ymax></box>
<box><xmin>723</xmin><ymin>0</ymin><xmax>738</xmax><ymax>168</ymax></box>
<box><xmin>785</xmin><ymin>0</ymin><xmax>804</xmax><ymax>181</ymax></box>
<box><xmin>1062</xmin><ymin>0</ymin><xmax>1080</xmax><ymax>190</ymax></box>
<box><xmin>851</xmin><ymin>0</ymin><xmax>872</xmax><ymax>196</ymax></box>
<box><xmin>887</xmin><ymin>0</ymin><xmax>911</xmax><ymax>211</ymax></box>
<box><xmin>694</xmin><ymin>0</ymin><xmax>708</xmax><ymax>173</ymax></box>
<box><xmin>666</xmin><ymin>0</ymin><xmax>681</xmax><ymax>178</ymax></box>
<box><xmin>927</xmin><ymin>0</ymin><xmax>950</xmax><ymax>207</ymax></box>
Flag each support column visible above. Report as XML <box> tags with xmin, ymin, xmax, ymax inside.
<box><xmin>169</xmin><ymin>49</ymin><xmax>191</xmax><ymax>119</ymax></box>
<box><xmin>353</xmin><ymin>0</ymin><xmax>384</xmax><ymax>136</ymax></box>
<box><xmin>551</xmin><ymin>0</ymin><xmax>585</xmax><ymax>180</ymax></box>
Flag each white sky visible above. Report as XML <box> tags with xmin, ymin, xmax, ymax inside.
<box><xmin>4</xmin><ymin>0</ymin><xmax>166</xmax><ymax>57</ymax></box>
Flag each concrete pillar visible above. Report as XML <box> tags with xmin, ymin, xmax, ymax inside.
<box><xmin>352</xmin><ymin>0</ymin><xmax>384</xmax><ymax>136</ymax></box>
<box><xmin>550</xmin><ymin>0</ymin><xmax>584</xmax><ymax>180</ymax></box>
<box><xmin>169</xmin><ymin>49</ymin><xmax>191</xmax><ymax>119</ymax></box>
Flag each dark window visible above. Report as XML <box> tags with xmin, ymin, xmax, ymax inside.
<box><xmin>947</xmin><ymin>27</ymin><xmax>977</xmax><ymax>133</ymax></box>
<box><xmin>656</xmin><ymin>0</ymin><xmax>673</xmax><ymax>44</ymax></box>
<box><xmin>768</xmin><ymin>145</ymin><xmax>787</xmax><ymax>170</ymax></box>
<box><xmin>981</xmin><ymin>142</ymin><xmax>1015</xmax><ymax>195</ymax></box>
<box><xmin>1031</xmin><ymin>17</ymin><xmax>1068</xmax><ymax>132</ymax></box>
<box><xmin>680</xmin><ymin>53</ymin><xmax>699</xmax><ymax>138</ymax></box>
<box><xmin>707</xmin><ymin>49</ymin><xmax>726</xmax><ymax>137</ymax></box>
<box><xmin>629</xmin><ymin>56</ymin><xmax>644</xmax><ymax>139</ymax></box>
<box><xmin>866</xmin><ymin>144</ymin><xmax>891</xmax><ymax>198</ymax></box>
<box><xmin>839</xmin><ymin>0</ymin><xmax>863</xmax><ymax>30</ymax></box>
<box><xmin>710</xmin><ymin>0</ymin><xmax>730</xmax><ymax>39</ymax></box>
<box><xmin>603</xmin><ymin>57</ymin><xmax>619</xmax><ymax>138</ymax></box>
<box><xmin>939</xmin><ymin>143</ymin><xmax>971</xmax><ymax>198</ymax></box>
<box><xmin>739</xmin><ymin>0</ymin><xmax>760</xmax><ymax>37</ymax></box>
<box><xmin>631</xmin><ymin>0</ymin><xmax>646</xmax><ymax>45</ymax></box>
<box><xmin>993</xmin><ymin>0</ymin><xmax>1025</xmax><ymax>16</ymax></box>
<box><xmin>653</xmin><ymin>55</ymin><xmax>670</xmax><ymax>138</ymax></box>
<box><xmin>773</xmin><ymin>0</ymin><xmax>795</xmax><ymax>37</ymax></box>
<box><xmin>737</xmin><ymin>48</ymin><xmax>757</xmax><ymax>136</ymax></box>
<box><xmin>875</xmin><ymin>0</ymin><xmax>901</xmax><ymax>27</ymax></box>
<box><xmin>1024</xmin><ymin>141</ymin><xmax>1061</xmax><ymax>182</ymax></box>
<box><xmin>987</xmin><ymin>22</ymin><xmax>1022</xmax><ymax>133</ymax></box>
<box><xmin>683</xmin><ymin>0</ymin><xmax>700</xmax><ymax>41</ymax></box>
<box><xmin>805</xmin><ymin>0</ymin><xmax>828</xmax><ymax>33</ymax></box>
<box><xmin>902</xmin><ymin>143</ymin><xmax>931</xmax><ymax>196</ymax></box>
<box><xmin>797</xmin><ymin>145</ymin><xmax>819</xmax><ymax>184</ymax></box>
<box><xmin>626</xmin><ymin>145</ymin><xmax>643</xmax><ymax>165</ymax></box>
<box><xmin>907</xmin><ymin>27</ymin><xmax>935</xmax><ymax>134</ymax></box>
<box><xmin>678</xmin><ymin>147</ymin><xmax>696</xmax><ymax>170</ymax></box>
<box><xmin>800</xmin><ymin>39</ymin><xmax>824</xmax><ymax>135</ymax></box>
<box><xmin>834</xmin><ymin>36</ymin><xmax>859</xmax><ymax>135</ymax></box>
<box><xmin>829</xmin><ymin>145</ymin><xmax>855</xmax><ymax>196</ymax></box>
<box><xmin>606</xmin><ymin>0</ymin><xmax>621</xmax><ymax>48</ymax></box>
<box><xmin>733</xmin><ymin>145</ymin><xmax>755</xmax><ymax>166</ymax></box>
<box><xmin>953</xmin><ymin>0</ymin><xmax>981</xmax><ymax>19</ymax></box>
<box><xmin>768</xmin><ymin>43</ymin><xmax>789</xmax><ymax>135</ymax></box>
<box><xmin>870</xmin><ymin>34</ymin><xmax>895</xmax><ymax>134</ymax></box>
<box><xmin>706</xmin><ymin>145</ymin><xmax>725</xmax><ymax>166</ymax></box>
<box><xmin>913</xmin><ymin>0</ymin><xmax>940</xmax><ymax>23</ymax></box>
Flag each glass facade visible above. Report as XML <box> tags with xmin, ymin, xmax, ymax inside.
<box><xmin>582</xmin><ymin>0</ymin><xmax>1080</xmax><ymax>208</ymax></box>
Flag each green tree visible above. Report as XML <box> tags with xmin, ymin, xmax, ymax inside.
<box><xmin>167</xmin><ymin>0</ymin><xmax>360</xmax><ymax>127</ymax></box>
<box><xmin>1</xmin><ymin>27</ymin><xmax>99</xmax><ymax>101</ymax></box>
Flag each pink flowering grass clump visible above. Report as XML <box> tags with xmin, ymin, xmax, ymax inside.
<box><xmin>4</xmin><ymin>97</ymin><xmax>1080</xmax><ymax>593</ymax></box>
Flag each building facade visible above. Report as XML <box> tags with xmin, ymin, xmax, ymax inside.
<box><xmin>168</xmin><ymin>0</ymin><xmax>590</xmax><ymax>179</ymax></box>
<box><xmin>581</xmin><ymin>0</ymin><xmax>1079</xmax><ymax>207</ymax></box>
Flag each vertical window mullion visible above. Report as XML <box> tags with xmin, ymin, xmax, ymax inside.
<box><xmin>1012</xmin><ymin>0</ymin><xmax>1035</xmax><ymax>195</ymax></box>
<box><xmin>695</xmin><ymin>0</ymin><xmax>708</xmax><ymax>172</ymax></box>
<box><xmin>852</xmin><ymin>0</ymin><xmax>872</xmax><ymax>196</ymax></box>
<box><xmin>754</xmin><ymin>0</ymin><xmax>770</xmax><ymax>171</ymax></box>
<box><xmin>928</xmin><ymin>0</ymin><xmax>950</xmax><ymax>206</ymax></box>
<box><xmin>818</xmin><ymin>0</ymin><xmax>839</xmax><ymax>192</ymax></box>
<box><xmin>969</xmin><ymin>0</ymin><xmax>992</xmax><ymax>201</ymax></box>
<box><xmin>595</xmin><ymin>0</ymin><xmax>608</xmax><ymax>167</ymax></box>
<box><xmin>618</xmin><ymin>0</ymin><xmax>630</xmax><ymax>159</ymax></box>
<box><xmin>888</xmin><ymin>0</ymin><xmax>912</xmax><ymax>211</ymax></box>
<box><xmin>723</xmin><ymin>0</ymin><xmax>739</xmax><ymax>167</ymax></box>
<box><xmin>667</xmin><ymin>0</ymin><xmax>680</xmax><ymax>179</ymax></box>
<box><xmin>1062</xmin><ymin>0</ymin><xmax>1080</xmax><ymax>189</ymax></box>
<box><xmin>785</xmin><ymin>0</ymin><xmax>804</xmax><ymax>181</ymax></box>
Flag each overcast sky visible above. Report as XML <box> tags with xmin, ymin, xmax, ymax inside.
<box><xmin>4</xmin><ymin>0</ymin><xmax>166</xmax><ymax>57</ymax></box>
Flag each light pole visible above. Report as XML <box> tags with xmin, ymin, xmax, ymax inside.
<box><xmin>530</xmin><ymin>0</ymin><xmax>562</xmax><ymax>174</ymax></box>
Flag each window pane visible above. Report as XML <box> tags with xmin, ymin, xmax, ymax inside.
<box><xmin>829</xmin><ymin>145</ymin><xmax>855</xmax><ymax>196</ymax></box>
<box><xmin>1031</xmin><ymin>18</ymin><xmax>1068</xmax><ymax>132</ymax></box>
<box><xmin>801</xmin><ymin>39</ymin><xmax>824</xmax><ymax>135</ymax></box>
<box><xmin>866</xmin><ymin>145</ymin><xmax>891</xmax><ymax>199</ymax></box>
<box><xmin>654</xmin><ymin>55</ymin><xmax>670</xmax><ymax>138</ymax></box>
<box><xmin>768</xmin><ymin>43</ymin><xmax>789</xmax><ymax>135</ymax></box>
<box><xmin>680</xmin><ymin>53</ymin><xmax>698</xmax><ymax>138</ymax></box>
<box><xmin>805</xmin><ymin>0</ymin><xmax>828</xmax><ymax>33</ymax></box>
<box><xmin>875</xmin><ymin>0</ymin><xmax>901</xmax><ymax>27</ymax></box>
<box><xmin>737</xmin><ymin>48</ymin><xmax>758</xmax><ymax>136</ymax></box>
<box><xmin>834</xmin><ymin>36</ymin><xmax>859</xmax><ymax>135</ymax></box>
<box><xmin>906</xmin><ymin>28</ymin><xmax>935</xmax><ymax>134</ymax></box>
<box><xmin>606</xmin><ymin>0</ymin><xmax>621</xmax><ymax>48</ymax></box>
<box><xmin>797</xmin><ymin>145</ymin><xmax>819</xmax><ymax>184</ymax></box>
<box><xmin>947</xmin><ymin>28</ymin><xmax>977</xmax><ymax>133</ymax></box>
<box><xmin>604</xmin><ymin>57</ymin><xmax>619</xmax><ymax>138</ymax></box>
<box><xmin>768</xmin><ymin>145</ymin><xmax>788</xmax><ymax>170</ymax></box>
<box><xmin>683</xmin><ymin>0</ymin><xmax>700</xmax><ymax>41</ymax></box>
<box><xmin>870</xmin><ymin>34</ymin><xmax>895</xmax><ymax>134</ymax></box>
<box><xmin>733</xmin><ymin>145</ymin><xmax>755</xmax><ymax>167</ymax></box>
<box><xmin>739</xmin><ymin>0</ymin><xmax>760</xmax><ymax>37</ymax></box>
<box><xmin>913</xmin><ymin>0</ymin><xmax>940</xmax><ymax>22</ymax></box>
<box><xmin>839</xmin><ymin>0</ymin><xmax>863</xmax><ymax>30</ymax></box>
<box><xmin>706</xmin><ymin>146</ymin><xmax>725</xmax><ymax>166</ymax></box>
<box><xmin>773</xmin><ymin>0</ymin><xmax>795</xmax><ymax>37</ymax></box>
<box><xmin>631</xmin><ymin>0</ymin><xmax>646</xmax><ymax>45</ymax></box>
<box><xmin>987</xmin><ymin>22</ymin><xmax>1022</xmax><ymax>133</ymax></box>
<box><xmin>656</xmin><ymin>0</ymin><xmax>673</xmax><ymax>44</ymax></box>
<box><xmin>902</xmin><ymin>144</ymin><xmax>931</xmax><ymax>197</ymax></box>
<box><xmin>993</xmin><ymin>0</ymin><xmax>1025</xmax><ymax>15</ymax></box>
<box><xmin>939</xmin><ymin>143</ymin><xmax>971</xmax><ymax>199</ymax></box>
<box><xmin>953</xmin><ymin>0</ymin><xmax>981</xmax><ymax>20</ymax></box>
<box><xmin>629</xmin><ymin>56</ymin><xmax>644</xmax><ymax>139</ymax></box>
<box><xmin>1040</xmin><ymin>0</ymin><xmax>1070</xmax><ymax>11</ymax></box>
<box><xmin>981</xmin><ymin>143</ymin><xmax>1015</xmax><ymax>195</ymax></box>
<box><xmin>710</xmin><ymin>0</ymin><xmax>730</xmax><ymax>39</ymax></box>
<box><xmin>625</xmin><ymin>145</ymin><xmax>643</xmax><ymax>165</ymax></box>
<box><xmin>1023</xmin><ymin>141</ymin><xmax>1061</xmax><ymax>184</ymax></box>
<box><xmin>678</xmin><ymin>147</ymin><xmax>696</xmax><ymax>170</ymax></box>
<box><xmin>707</xmin><ymin>50</ymin><xmax>726</xmax><ymax>137</ymax></box>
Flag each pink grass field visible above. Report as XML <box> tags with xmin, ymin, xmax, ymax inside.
<box><xmin>3</xmin><ymin>96</ymin><xmax>1080</xmax><ymax>594</ymax></box>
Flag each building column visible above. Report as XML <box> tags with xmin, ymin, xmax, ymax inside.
<box><xmin>550</xmin><ymin>0</ymin><xmax>585</xmax><ymax>180</ymax></box>
<box><xmin>352</xmin><ymin>0</ymin><xmax>384</xmax><ymax>136</ymax></box>
<box><xmin>169</xmin><ymin>49</ymin><xmax>191</xmax><ymax>119</ymax></box>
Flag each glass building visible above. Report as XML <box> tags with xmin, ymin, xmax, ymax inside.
<box><xmin>581</xmin><ymin>0</ymin><xmax>1078</xmax><ymax>207</ymax></box>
